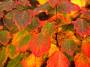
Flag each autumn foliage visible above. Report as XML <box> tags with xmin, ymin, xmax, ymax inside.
<box><xmin>0</xmin><ymin>0</ymin><xmax>90</xmax><ymax>67</ymax></box>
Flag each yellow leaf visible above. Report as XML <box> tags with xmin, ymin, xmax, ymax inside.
<box><xmin>48</xmin><ymin>44</ymin><xmax>59</xmax><ymax>57</ymax></box>
<box><xmin>37</xmin><ymin>0</ymin><xmax>47</xmax><ymax>5</ymax></box>
<box><xmin>22</xmin><ymin>54</ymin><xmax>43</xmax><ymax>67</ymax></box>
<box><xmin>71</xmin><ymin>0</ymin><xmax>86</xmax><ymax>8</ymax></box>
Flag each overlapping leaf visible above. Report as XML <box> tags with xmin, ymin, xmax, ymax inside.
<box><xmin>47</xmin><ymin>51</ymin><xmax>70</xmax><ymax>67</ymax></box>
<box><xmin>29</xmin><ymin>32</ymin><xmax>51</xmax><ymax>57</ymax></box>
<box><xmin>57</xmin><ymin>1</ymin><xmax>80</xmax><ymax>14</ymax></box>
<box><xmin>12</xmin><ymin>30</ymin><xmax>31</xmax><ymax>52</ymax></box>
<box><xmin>73</xmin><ymin>18</ymin><xmax>90</xmax><ymax>37</ymax></box>
<box><xmin>0</xmin><ymin>0</ymin><xmax>16</xmax><ymax>11</ymax></box>
<box><xmin>7</xmin><ymin>54</ymin><xmax>23</xmax><ymax>67</ymax></box>
<box><xmin>4</xmin><ymin>10</ymin><xmax>32</xmax><ymax>30</ymax></box>
<box><xmin>61</xmin><ymin>39</ymin><xmax>77</xmax><ymax>56</ymax></box>
<box><xmin>48</xmin><ymin>0</ymin><xmax>61</xmax><ymax>8</ymax></box>
<box><xmin>0</xmin><ymin>47</ymin><xmax>8</xmax><ymax>66</ymax></box>
<box><xmin>0</xmin><ymin>30</ymin><xmax>11</xmax><ymax>45</ymax></box>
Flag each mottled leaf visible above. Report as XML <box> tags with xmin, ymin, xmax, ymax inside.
<box><xmin>57</xmin><ymin>1</ymin><xmax>80</xmax><ymax>14</ymax></box>
<box><xmin>29</xmin><ymin>32</ymin><xmax>51</xmax><ymax>57</ymax></box>
<box><xmin>0</xmin><ymin>0</ymin><xmax>16</xmax><ymax>11</ymax></box>
<box><xmin>0</xmin><ymin>30</ymin><xmax>11</xmax><ymax>45</ymax></box>
<box><xmin>26</xmin><ymin>18</ymin><xmax>39</xmax><ymax>31</ymax></box>
<box><xmin>12</xmin><ymin>30</ymin><xmax>31</xmax><ymax>52</ymax></box>
<box><xmin>41</xmin><ymin>22</ymin><xmax>53</xmax><ymax>35</ymax></box>
<box><xmin>61</xmin><ymin>39</ymin><xmax>77</xmax><ymax>56</ymax></box>
<box><xmin>73</xmin><ymin>18</ymin><xmax>90</xmax><ymax>37</ymax></box>
<box><xmin>14</xmin><ymin>10</ymin><xmax>32</xmax><ymax>30</ymax></box>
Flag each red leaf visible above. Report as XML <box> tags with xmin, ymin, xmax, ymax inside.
<box><xmin>57</xmin><ymin>1</ymin><xmax>80</xmax><ymax>14</ymax></box>
<box><xmin>61</xmin><ymin>39</ymin><xmax>77</xmax><ymax>56</ymax></box>
<box><xmin>29</xmin><ymin>33</ymin><xmax>51</xmax><ymax>57</ymax></box>
<box><xmin>73</xmin><ymin>18</ymin><xmax>90</xmax><ymax>38</ymax></box>
<box><xmin>47</xmin><ymin>51</ymin><xmax>70</xmax><ymax>67</ymax></box>
<box><xmin>74</xmin><ymin>53</ymin><xmax>90</xmax><ymax>67</ymax></box>
<box><xmin>81</xmin><ymin>42</ymin><xmax>90</xmax><ymax>58</ymax></box>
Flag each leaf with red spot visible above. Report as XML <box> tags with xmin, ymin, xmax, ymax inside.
<box><xmin>47</xmin><ymin>51</ymin><xmax>70</xmax><ymax>67</ymax></box>
<box><xmin>73</xmin><ymin>18</ymin><xmax>90</xmax><ymax>38</ymax></box>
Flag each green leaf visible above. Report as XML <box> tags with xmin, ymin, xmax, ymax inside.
<box><xmin>3</xmin><ymin>18</ymin><xmax>18</xmax><ymax>33</ymax></box>
<box><xmin>61</xmin><ymin>39</ymin><xmax>77</xmax><ymax>56</ymax></box>
<box><xmin>19</xmin><ymin>34</ymin><xmax>31</xmax><ymax>47</ymax></box>
<box><xmin>0</xmin><ymin>30</ymin><xmax>10</xmax><ymax>45</ymax></box>
<box><xmin>7</xmin><ymin>54</ymin><xmax>23</xmax><ymax>67</ymax></box>
<box><xmin>8</xmin><ymin>44</ymin><xmax>16</xmax><ymax>58</ymax></box>
<box><xmin>12</xmin><ymin>30</ymin><xmax>31</xmax><ymax>49</ymax></box>
<box><xmin>41</xmin><ymin>22</ymin><xmax>53</xmax><ymax>35</ymax></box>
<box><xmin>0</xmin><ymin>47</ymin><xmax>7</xmax><ymax>66</ymax></box>
<box><xmin>26</xmin><ymin>18</ymin><xmax>39</xmax><ymax>31</ymax></box>
<box><xmin>62</xmin><ymin>24</ymin><xmax>74</xmax><ymax>31</ymax></box>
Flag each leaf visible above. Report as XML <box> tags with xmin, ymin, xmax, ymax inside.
<box><xmin>14</xmin><ymin>10</ymin><xmax>32</xmax><ymax>30</ymax></box>
<box><xmin>12</xmin><ymin>30</ymin><xmax>32</xmax><ymax>52</ymax></box>
<box><xmin>47</xmin><ymin>51</ymin><xmax>70</xmax><ymax>67</ymax></box>
<box><xmin>71</xmin><ymin>0</ymin><xmax>86</xmax><ymax>8</ymax></box>
<box><xmin>61</xmin><ymin>39</ymin><xmax>77</xmax><ymax>56</ymax></box>
<box><xmin>73</xmin><ymin>18</ymin><xmax>90</xmax><ymax>38</ymax></box>
<box><xmin>0</xmin><ymin>0</ymin><xmax>16</xmax><ymax>11</ymax></box>
<box><xmin>81</xmin><ymin>10</ymin><xmax>90</xmax><ymax>20</ymax></box>
<box><xmin>48</xmin><ymin>0</ymin><xmax>62</xmax><ymax>8</ymax></box>
<box><xmin>62</xmin><ymin>24</ymin><xmax>74</xmax><ymax>31</ymax></box>
<box><xmin>29</xmin><ymin>32</ymin><xmax>51</xmax><ymax>57</ymax></box>
<box><xmin>26</xmin><ymin>18</ymin><xmax>39</xmax><ymax>31</ymax></box>
<box><xmin>5</xmin><ymin>9</ymin><xmax>32</xmax><ymax>30</ymax></box>
<box><xmin>8</xmin><ymin>44</ymin><xmax>19</xmax><ymax>59</ymax></box>
<box><xmin>0</xmin><ymin>47</ymin><xmax>7</xmax><ymax>66</ymax></box>
<box><xmin>0</xmin><ymin>30</ymin><xmax>11</xmax><ymax>45</ymax></box>
<box><xmin>48</xmin><ymin>44</ymin><xmax>59</xmax><ymax>57</ymax></box>
<box><xmin>57</xmin><ymin>1</ymin><xmax>80</xmax><ymax>14</ymax></box>
<box><xmin>7</xmin><ymin>54</ymin><xmax>23</xmax><ymax>67</ymax></box>
<box><xmin>3</xmin><ymin>18</ymin><xmax>18</xmax><ymax>33</ymax></box>
<box><xmin>74</xmin><ymin>53</ymin><xmax>90</xmax><ymax>67</ymax></box>
<box><xmin>41</xmin><ymin>22</ymin><xmax>53</xmax><ymax>35</ymax></box>
<box><xmin>15</xmin><ymin>0</ymin><xmax>30</xmax><ymax>6</ymax></box>
<box><xmin>81</xmin><ymin>42</ymin><xmax>90</xmax><ymax>58</ymax></box>
<box><xmin>37</xmin><ymin>0</ymin><xmax>47</xmax><ymax>5</ymax></box>
<box><xmin>21</xmin><ymin>54</ymin><xmax>43</xmax><ymax>67</ymax></box>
